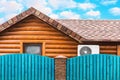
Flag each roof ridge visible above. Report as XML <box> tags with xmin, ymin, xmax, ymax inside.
<box><xmin>0</xmin><ymin>7</ymin><xmax>86</xmax><ymax>43</ymax></box>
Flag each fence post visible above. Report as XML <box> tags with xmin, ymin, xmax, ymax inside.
<box><xmin>55</xmin><ymin>55</ymin><xmax>67</xmax><ymax>80</ymax></box>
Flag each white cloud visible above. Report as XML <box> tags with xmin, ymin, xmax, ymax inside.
<box><xmin>23</xmin><ymin>0</ymin><xmax>52</xmax><ymax>15</ymax></box>
<box><xmin>60</xmin><ymin>11</ymin><xmax>80</xmax><ymax>19</ymax></box>
<box><xmin>0</xmin><ymin>0</ymin><xmax>23</xmax><ymax>22</ymax></box>
<box><xmin>86</xmin><ymin>10</ymin><xmax>101</xmax><ymax>18</ymax></box>
<box><xmin>109</xmin><ymin>7</ymin><xmax>120</xmax><ymax>16</ymax></box>
<box><xmin>0</xmin><ymin>18</ymin><xmax>5</xmax><ymax>24</ymax></box>
<box><xmin>101</xmin><ymin>0</ymin><xmax>117</xmax><ymax>5</ymax></box>
<box><xmin>79</xmin><ymin>3</ymin><xmax>96</xmax><ymax>10</ymax></box>
<box><xmin>0</xmin><ymin>0</ymin><xmax>23</xmax><ymax>14</ymax></box>
<box><xmin>50</xmin><ymin>14</ymin><xmax>59</xmax><ymax>19</ymax></box>
<box><xmin>6</xmin><ymin>13</ymin><xmax>18</xmax><ymax>20</ymax></box>
<box><xmin>48</xmin><ymin>0</ymin><xmax>77</xmax><ymax>9</ymax></box>
<box><xmin>16</xmin><ymin>0</ymin><xmax>24</xmax><ymax>3</ymax></box>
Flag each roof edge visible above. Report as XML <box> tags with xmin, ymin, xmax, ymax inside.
<box><xmin>0</xmin><ymin>7</ymin><xmax>86</xmax><ymax>43</ymax></box>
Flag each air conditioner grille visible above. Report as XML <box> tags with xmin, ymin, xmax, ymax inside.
<box><xmin>78</xmin><ymin>45</ymin><xmax>99</xmax><ymax>56</ymax></box>
<box><xmin>80</xmin><ymin>46</ymin><xmax>92</xmax><ymax>55</ymax></box>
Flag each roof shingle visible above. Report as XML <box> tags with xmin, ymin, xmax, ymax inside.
<box><xmin>57</xmin><ymin>20</ymin><xmax>120</xmax><ymax>42</ymax></box>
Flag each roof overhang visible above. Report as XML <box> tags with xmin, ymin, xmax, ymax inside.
<box><xmin>0</xmin><ymin>7</ymin><xmax>86</xmax><ymax>43</ymax></box>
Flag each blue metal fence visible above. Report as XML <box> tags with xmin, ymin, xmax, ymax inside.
<box><xmin>0</xmin><ymin>54</ymin><xmax>54</xmax><ymax>80</ymax></box>
<box><xmin>66</xmin><ymin>54</ymin><xmax>120</xmax><ymax>80</ymax></box>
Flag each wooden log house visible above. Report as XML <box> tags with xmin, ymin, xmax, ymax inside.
<box><xmin>0</xmin><ymin>7</ymin><xmax>120</xmax><ymax>57</ymax></box>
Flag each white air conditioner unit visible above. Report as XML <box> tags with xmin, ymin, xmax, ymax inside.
<box><xmin>78</xmin><ymin>45</ymin><xmax>99</xmax><ymax>56</ymax></box>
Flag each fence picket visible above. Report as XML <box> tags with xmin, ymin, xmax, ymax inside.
<box><xmin>67</xmin><ymin>54</ymin><xmax>120</xmax><ymax>80</ymax></box>
<box><xmin>117</xmin><ymin>56</ymin><xmax>120</xmax><ymax>80</ymax></box>
<box><xmin>0</xmin><ymin>57</ymin><xmax>1</xmax><ymax>79</ymax></box>
<box><xmin>0</xmin><ymin>54</ymin><xmax>54</xmax><ymax>80</ymax></box>
<box><xmin>96</xmin><ymin>55</ymin><xmax>99</xmax><ymax>80</ymax></box>
<box><xmin>86</xmin><ymin>55</ymin><xmax>89</xmax><ymax>80</ymax></box>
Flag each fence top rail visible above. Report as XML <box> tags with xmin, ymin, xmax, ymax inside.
<box><xmin>67</xmin><ymin>54</ymin><xmax>119</xmax><ymax>60</ymax></box>
<box><xmin>0</xmin><ymin>53</ymin><xmax>54</xmax><ymax>59</ymax></box>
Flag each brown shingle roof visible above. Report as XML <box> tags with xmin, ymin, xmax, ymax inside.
<box><xmin>57</xmin><ymin>19</ymin><xmax>120</xmax><ymax>42</ymax></box>
<box><xmin>0</xmin><ymin>7</ymin><xmax>85</xmax><ymax>43</ymax></box>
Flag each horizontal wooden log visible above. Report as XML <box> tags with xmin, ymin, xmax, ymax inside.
<box><xmin>100</xmin><ymin>46</ymin><xmax>117</xmax><ymax>49</ymax></box>
<box><xmin>3</xmin><ymin>31</ymin><xmax>62</xmax><ymax>35</ymax></box>
<box><xmin>0</xmin><ymin>49</ymin><xmax>20</xmax><ymax>53</ymax></box>
<box><xmin>0</xmin><ymin>40</ymin><xmax>20</xmax><ymax>44</ymax></box>
<box><xmin>0</xmin><ymin>35</ymin><xmax>70</xmax><ymax>40</ymax></box>
<box><xmin>0</xmin><ymin>53</ymin><xmax>20</xmax><ymax>55</ymax></box>
<box><xmin>46</xmin><ymin>49</ymin><xmax>77</xmax><ymax>53</ymax></box>
<box><xmin>100</xmin><ymin>50</ymin><xmax>116</xmax><ymax>53</ymax></box>
<box><xmin>46</xmin><ymin>45</ymin><xmax>77</xmax><ymax>49</ymax></box>
<box><xmin>0</xmin><ymin>44</ymin><xmax>20</xmax><ymax>48</ymax></box>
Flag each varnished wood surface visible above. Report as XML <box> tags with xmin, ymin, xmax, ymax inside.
<box><xmin>0</xmin><ymin>16</ymin><xmax>79</xmax><ymax>57</ymax></box>
<box><xmin>117</xmin><ymin>45</ymin><xmax>120</xmax><ymax>55</ymax></box>
<box><xmin>0</xmin><ymin>15</ymin><xmax>118</xmax><ymax>57</ymax></box>
<box><xmin>100</xmin><ymin>45</ymin><xmax>117</xmax><ymax>55</ymax></box>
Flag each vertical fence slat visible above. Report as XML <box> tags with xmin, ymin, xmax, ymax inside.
<box><xmin>8</xmin><ymin>55</ymin><xmax>11</xmax><ymax>80</ymax></box>
<box><xmin>48</xmin><ymin>58</ymin><xmax>50</xmax><ymax>80</ymax></box>
<box><xmin>36</xmin><ymin>55</ymin><xmax>39</xmax><ymax>80</ymax></box>
<box><xmin>73</xmin><ymin>58</ymin><xmax>75</xmax><ymax>80</ymax></box>
<box><xmin>86</xmin><ymin>55</ymin><xmax>89</xmax><ymax>80</ymax></box>
<box><xmin>77</xmin><ymin>57</ymin><xmax>79</xmax><ymax>80</ymax></box>
<box><xmin>90</xmin><ymin>55</ymin><xmax>92</xmax><ymax>80</ymax></box>
<box><xmin>12</xmin><ymin>55</ymin><xmax>15</xmax><ymax>80</ymax></box>
<box><xmin>27</xmin><ymin>55</ymin><xmax>31</xmax><ymax>80</ymax></box>
<box><xmin>109</xmin><ymin>55</ymin><xmax>113</xmax><ymax>80</ymax></box>
<box><xmin>0</xmin><ymin>54</ymin><xmax>54</xmax><ymax>80</ymax></box>
<box><xmin>83</xmin><ymin>56</ymin><xmax>86</xmax><ymax>80</ymax></box>
<box><xmin>5</xmin><ymin>55</ymin><xmax>7</xmax><ymax>80</ymax></box>
<box><xmin>104</xmin><ymin>55</ymin><xmax>107</xmax><ymax>80</ymax></box>
<box><xmin>14</xmin><ymin>55</ymin><xmax>16</xmax><ymax>80</ymax></box>
<box><xmin>40</xmin><ymin>57</ymin><xmax>42</xmax><ymax>80</ymax></box>
<box><xmin>32</xmin><ymin>55</ymin><xmax>34</xmax><ymax>80</ymax></box>
<box><xmin>39</xmin><ymin>56</ymin><xmax>41</xmax><ymax>80</ymax></box>
<box><xmin>96</xmin><ymin>55</ymin><xmax>99</xmax><ymax>80</ymax></box>
<box><xmin>119</xmin><ymin>57</ymin><xmax>120</xmax><ymax>80</ymax></box>
<box><xmin>80</xmin><ymin>56</ymin><xmax>82</xmax><ymax>80</ymax></box>
<box><xmin>93</xmin><ymin>55</ymin><xmax>97</xmax><ymax>80</ymax></box>
<box><xmin>113</xmin><ymin>56</ymin><xmax>115</xmax><ymax>80</ymax></box>
<box><xmin>72</xmin><ymin>58</ymin><xmax>73</xmax><ymax>80</ymax></box>
<box><xmin>20</xmin><ymin>55</ymin><xmax>22</xmax><ymax>80</ymax></box>
<box><xmin>98</xmin><ymin>55</ymin><xmax>101</xmax><ymax>80</ymax></box>
<box><xmin>2</xmin><ymin>56</ymin><xmax>4</xmax><ymax>80</ymax></box>
<box><xmin>114</xmin><ymin>56</ymin><xmax>117</xmax><ymax>80</ymax></box>
<box><xmin>42</xmin><ymin>58</ymin><xmax>45</xmax><ymax>80</ymax></box>
<box><xmin>66</xmin><ymin>54</ymin><xmax>120</xmax><ymax>80</ymax></box>
<box><xmin>45</xmin><ymin>57</ymin><xmax>47</xmax><ymax>80</ymax></box>
<box><xmin>0</xmin><ymin>57</ymin><xmax>1</xmax><ymax>79</ymax></box>
<box><xmin>69</xmin><ymin>58</ymin><xmax>71</xmax><ymax>80</ymax></box>
<box><xmin>117</xmin><ymin>56</ymin><xmax>120</xmax><ymax>80</ymax></box>
<box><xmin>21</xmin><ymin>54</ymin><xmax>24</xmax><ymax>80</ymax></box>
<box><xmin>73</xmin><ymin>58</ymin><xmax>76</xmax><ymax>80</ymax></box>
<box><xmin>24</xmin><ymin>55</ymin><xmax>27</xmax><ymax>80</ymax></box>
<box><xmin>106</xmin><ymin>55</ymin><xmax>109</xmax><ymax>80</ymax></box>
<box><xmin>52</xmin><ymin>58</ymin><xmax>55</xmax><ymax>80</ymax></box>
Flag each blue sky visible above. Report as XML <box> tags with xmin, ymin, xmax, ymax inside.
<box><xmin>0</xmin><ymin>0</ymin><xmax>120</xmax><ymax>24</ymax></box>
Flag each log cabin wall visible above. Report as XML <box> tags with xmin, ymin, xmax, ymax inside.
<box><xmin>82</xmin><ymin>42</ymin><xmax>118</xmax><ymax>55</ymax></box>
<box><xmin>0</xmin><ymin>15</ymin><xmax>119</xmax><ymax>57</ymax></box>
<box><xmin>0</xmin><ymin>15</ymin><xmax>79</xmax><ymax>57</ymax></box>
<box><xmin>100</xmin><ymin>45</ymin><xmax>117</xmax><ymax>55</ymax></box>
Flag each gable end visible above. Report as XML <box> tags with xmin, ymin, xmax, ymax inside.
<box><xmin>0</xmin><ymin>7</ymin><xmax>86</xmax><ymax>43</ymax></box>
